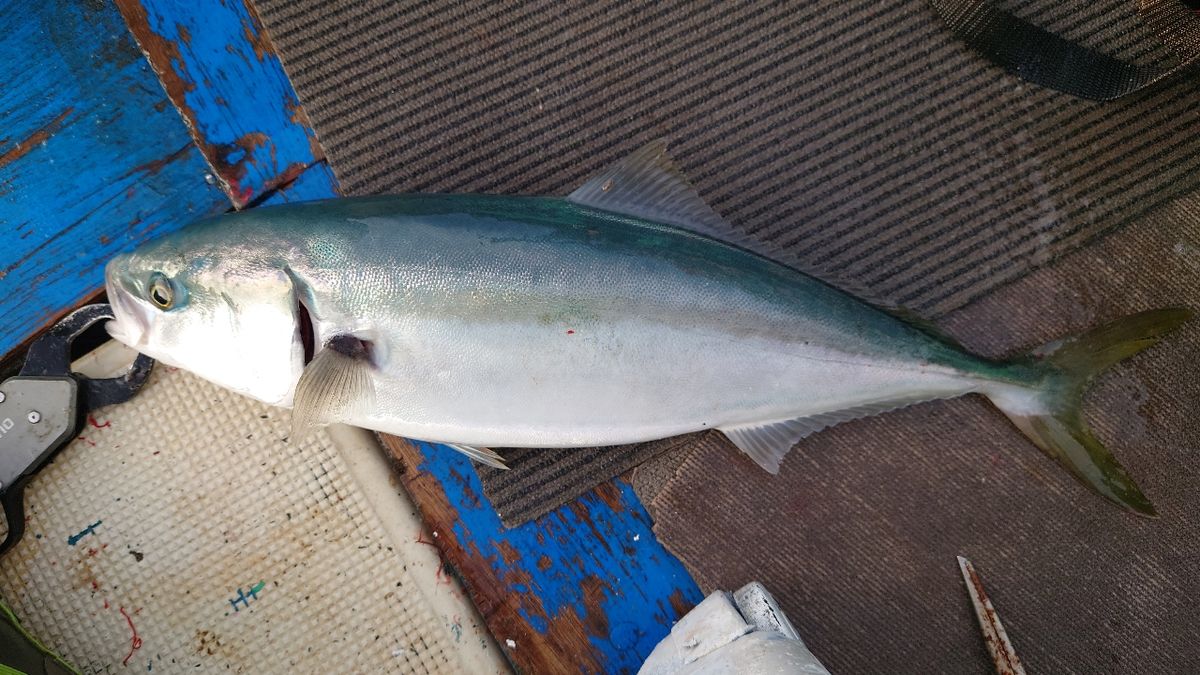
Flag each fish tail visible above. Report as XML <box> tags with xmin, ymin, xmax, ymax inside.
<box><xmin>986</xmin><ymin>307</ymin><xmax>1193</xmax><ymax>517</ymax></box>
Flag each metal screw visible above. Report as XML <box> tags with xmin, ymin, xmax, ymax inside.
<box><xmin>27</xmin><ymin>411</ymin><xmax>40</xmax><ymax>424</ymax></box>
<box><xmin>0</xmin><ymin>391</ymin><xmax>5</xmax><ymax>403</ymax></box>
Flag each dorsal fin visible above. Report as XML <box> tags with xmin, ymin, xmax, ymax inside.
<box><xmin>567</xmin><ymin>139</ymin><xmax>763</xmax><ymax>252</ymax></box>
<box><xmin>568</xmin><ymin>141</ymin><xmax>958</xmax><ymax>344</ymax></box>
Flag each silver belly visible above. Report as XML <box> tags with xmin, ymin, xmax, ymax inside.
<box><xmin>353</xmin><ymin>316</ymin><xmax>981</xmax><ymax>447</ymax></box>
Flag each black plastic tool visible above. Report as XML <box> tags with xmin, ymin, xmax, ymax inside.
<box><xmin>0</xmin><ymin>304</ymin><xmax>153</xmax><ymax>555</ymax></box>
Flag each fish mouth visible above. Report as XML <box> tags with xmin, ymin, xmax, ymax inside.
<box><xmin>104</xmin><ymin>259</ymin><xmax>151</xmax><ymax>348</ymax></box>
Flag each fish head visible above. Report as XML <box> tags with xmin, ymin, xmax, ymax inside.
<box><xmin>105</xmin><ymin>232</ymin><xmax>304</xmax><ymax>407</ymax></box>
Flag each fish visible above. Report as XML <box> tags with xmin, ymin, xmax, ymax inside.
<box><xmin>104</xmin><ymin>140</ymin><xmax>1191</xmax><ymax>515</ymax></box>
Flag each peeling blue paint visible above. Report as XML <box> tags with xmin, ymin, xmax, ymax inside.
<box><xmin>123</xmin><ymin>0</ymin><xmax>328</xmax><ymax>206</ymax></box>
<box><xmin>0</xmin><ymin>0</ymin><xmax>227</xmax><ymax>359</ymax></box>
<box><xmin>414</xmin><ymin>441</ymin><xmax>704</xmax><ymax>673</ymax></box>
<box><xmin>0</xmin><ymin>0</ymin><xmax>335</xmax><ymax>360</ymax></box>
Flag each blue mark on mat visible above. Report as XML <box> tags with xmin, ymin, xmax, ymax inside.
<box><xmin>67</xmin><ymin>520</ymin><xmax>102</xmax><ymax>546</ymax></box>
<box><xmin>228</xmin><ymin>580</ymin><xmax>266</xmax><ymax>612</ymax></box>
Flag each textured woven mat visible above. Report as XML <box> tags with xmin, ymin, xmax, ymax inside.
<box><xmin>0</xmin><ymin>347</ymin><xmax>493</xmax><ymax>673</ymax></box>
<box><xmin>252</xmin><ymin>0</ymin><xmax>1200</xmax><ymax>530</ymax></box>
<box><xmin>474</xmin><ymin>436</ymin><xmax>699</xmax><ymax>527</ymax></box>
<box><xmin>633</xmin><ymin>195</ymin><xmax>1200</xmax><ymax>673</ymax></box>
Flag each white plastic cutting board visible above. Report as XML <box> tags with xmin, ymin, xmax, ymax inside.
<box><xmin>0</xmin><ymin>342</ymin><xmax>506</xmax><ymax>674</ymax></box>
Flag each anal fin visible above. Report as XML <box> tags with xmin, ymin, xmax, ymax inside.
<box><xmin>719</xmin><ymin>400</ymin><xmax>934</xmax><ymax>473</ymax></box>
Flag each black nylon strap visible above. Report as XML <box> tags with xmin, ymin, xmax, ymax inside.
<box><xmin>930</xmin><ymin>0</ymin><xmax>1200</xmax><ymax>100</ymax></box>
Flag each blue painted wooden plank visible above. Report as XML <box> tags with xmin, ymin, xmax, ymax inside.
<box><xmin>117</xmin><ymin>0</ymin><xmax>333</xmax><ymax>208</ymax></box>
<box><xmin>257</xmin><ymin>161</ymin><xmax>339</xmax><ymax>207</ymax></box>
<box><xmin>0</xmin><ymin>0</ymin><xmax>228</xmax><ymax>359</ymax></box>
<box><xmin>383</xmin><ymin>436</ymin><xmax>704</xmax><ymax>674</ymax></box>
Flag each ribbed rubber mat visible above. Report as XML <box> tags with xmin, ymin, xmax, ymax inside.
<box><xmin>250</xmin><ymin>0</ymin><xmax>1200</xmax><ymax>537</ymax></box>
<box><xmin>476</xmin><ymin>435</ymin><xmax>700</xmax><ymax>527</ymax></box>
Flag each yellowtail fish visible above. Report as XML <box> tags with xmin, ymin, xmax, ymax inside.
<box><xmin>104</xmin><ymin>141</ymin><xmax>1192</xmax><ymax>515</ymax></box>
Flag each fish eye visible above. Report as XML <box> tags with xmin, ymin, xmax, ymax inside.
<box><xmin>148</xmin><ymin>274</ymin><xmax>174</xmax><ymax>310</ymax></box>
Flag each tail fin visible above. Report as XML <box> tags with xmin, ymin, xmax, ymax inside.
<box><xmin>988</xmin><ymin>308</ymin><xmax>1193</xmax><ymax>517</ymax></box>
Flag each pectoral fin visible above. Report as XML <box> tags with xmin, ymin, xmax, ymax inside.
<box><xmin>291</xmin><ymin>335</ymin><xmax>376</xmax><ymax>438</ymax></box>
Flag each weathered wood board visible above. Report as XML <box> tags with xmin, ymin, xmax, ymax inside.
<box><xmin>0</xmin><ymin>0</ymin><xmax>226</xmax><ymax>360</ymax></box>
<box><xmin>115</xmin><ymin>0</ymin><xmax>335</xmax><ymax>208</ymax></box>
<box><xmin>381</xmin><ymin>435</ymin><xmax>704</xmax><ymax>674</ymax></box>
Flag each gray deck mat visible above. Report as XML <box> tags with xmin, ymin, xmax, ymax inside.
<box><xmin>249</xmin><ymin>0</ymin><xmax>1200</xmax><ymax>669</ymax></box>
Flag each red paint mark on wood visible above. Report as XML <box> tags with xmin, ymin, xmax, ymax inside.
<box><xmin>119</xmin><ymin>143</ymin><xmax>192</xmax><ymax>180</ymax></box>
<box><xmin>211</xmin><ymin>132</ymin><xmax>269</xmax><ymax>203</ymax></box>
<box><xmin>667</xmin><ymin>589</ymin><xmax>695</xmax><ymax>618</ymax></box>
<box><xmin>0</xmin><ymin>108</ymin><xmax>72</xmax><ymax>170</ymax></box>
<box><xmin>119</xmin><ymin>606</ymin><xmax>143</xmax><ymax>666</ymax></box>
<box><xmin>285</xmin><ymin>100</ymin><xmax>326</xmax><ymax>163</ymax></box>
<box><xmin>594</xmin><ymin>482</ymin><xmax>623</xmax><ymax>513</ymax></box>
